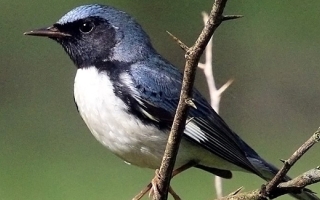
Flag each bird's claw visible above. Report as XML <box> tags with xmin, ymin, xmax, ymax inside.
<box><xmin>149</xmin><ymin>169</ymin><xmax>162</xmax><ymax>198</ymax></box>
<box><xmin>150</xmin><ymin>170</ymin><xmax>181</xmax><ymax>200</ymax></box>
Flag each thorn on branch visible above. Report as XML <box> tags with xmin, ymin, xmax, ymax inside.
<box><xmin>185</xmin><ymin>98</ymin><xmax>197</xmax><ymax>109</ymax></box>
<box><xmin>227</xmin><ymin>187</ymin><xmax>243</xmax><ymax>196</ymax></box>
<box><xmin>222</xmin><ymin>15</ymin><xmax>244</xmax><ymax>21</ymax></box>
<box><xmin>166</xmin><ymin>31</ymin><xmax>189</xmax><ymax>52</ymax></box>
<box><xmin>265</xmin><ymin>129</ymin><xmax>320</xmax><ymax>196</ymax></box>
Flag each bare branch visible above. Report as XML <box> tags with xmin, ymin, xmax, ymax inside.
<box><xmin>262</xmin><ymin>167</ymin><xmax>320</xmax><ymax>199</ymax></box>
<box><xmin>264</xmin><ymin>128</ymin><xmax>320</xmax><ymax>194</ymax></box>
<box><xmin>217</xmin><ymin>190</ymin><xmax>263</xmax><ymax>200</ymax></box>
<box><xmin>214</xmin><ymin>167</ymin><xmax>320</xmax><ymax>200</ymax></box>
<box><xmin>145</xmin><ymin>0</ymin><xmax>320</xmax><ymax>199</ymax></box>
<box><xmin>199</xmin><ymin>11</ymin><xmax>234</xmax><ymax>197</ymax></box>
<box><xmin>212</xmin><ymin>130</ymin><xmax>320</xmax><ymax>200</ymax></box>
<box><xmin>215</xmin><ymin>176</ymin><xmax>224</xmax><ymax>198</ymax></box>
<box><xmin>218</xmin><ymin>79</ymin><xmax>234</xmax><ymax>95</ymax></box>
<box><xmin>152</xmin><ymin>0</ymin><xmax>233</xmax><ymax>199</ymax></box>
<box><xmin>278</xmin><ymin>167</ymin><xmax>320</xmax><ymax>189</ymax></box>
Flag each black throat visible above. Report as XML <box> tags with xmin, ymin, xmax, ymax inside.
<box><xmin>54</xmin><ymin>17</ymin><xmax>118</xmax><ymax>68</ymax></box>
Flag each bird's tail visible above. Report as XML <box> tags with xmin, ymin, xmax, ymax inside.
<box><xmin>247</xmin><ymin>156</ymin><xmax>319</xmax><ymax>200</ymax></box>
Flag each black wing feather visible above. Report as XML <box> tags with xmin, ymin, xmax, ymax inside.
<box><xmin>129</xmin><ymin>58</ymin><xmax>258</xmax><ymax>174</ymax></box>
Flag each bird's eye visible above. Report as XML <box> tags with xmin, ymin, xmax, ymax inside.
<box><xmin>79</xmin><ymin>22</ymin><xmax>94</xmax><ymax>33</ymax></box>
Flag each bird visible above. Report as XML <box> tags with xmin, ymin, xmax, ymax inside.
<box><xmin>24</xmin><ymin>4</ymin><xmax>318</xmax><ymax>200</ymax></box>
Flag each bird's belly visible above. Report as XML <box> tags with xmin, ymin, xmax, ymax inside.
<box><xmin>74</xmin><ymin>67</ymin><xmax>170</xmax><ymax>168</ymax></box>
<box><xmin>73</xmin><ymin>67</ymin><xmax>244</xmax><ymax>173</ymax></box>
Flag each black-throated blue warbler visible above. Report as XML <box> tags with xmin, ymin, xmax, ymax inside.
<box><xmin>24</xmin><ymin>4</ymin><xmax>318</xmax><ymax>200</ymax></box>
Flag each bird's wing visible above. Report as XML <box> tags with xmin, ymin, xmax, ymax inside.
<box><xmin>129</xmin><ymin>60</ymin><xmax>258</xmax><ymax>174</ymax></box>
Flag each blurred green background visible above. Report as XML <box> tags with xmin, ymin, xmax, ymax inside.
<box><xmin>1</xmin><ymin>0</ymin><xmax>320</xmax><ymax>199</ymax></box>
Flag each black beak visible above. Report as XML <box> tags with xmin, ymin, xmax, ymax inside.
<box><xmin>24</xmin><ymin>26</ymin><xmax>71</xmax><ymax>38</ymax></box>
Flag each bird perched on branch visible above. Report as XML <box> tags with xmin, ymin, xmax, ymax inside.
<box><xmin>25</xmin><ymin>4</ymin><xmax>318</xmax><ymax>200</ymax></box>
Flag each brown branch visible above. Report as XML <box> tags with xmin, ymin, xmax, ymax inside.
<box><xmin>215</xmin><ymin>167</ymin><xmax>320</xmax><ymax>200</ymax></box>
<box><xmin>150</xmin><ymin>0</ymin><xmax>320</xmax><ymax>199</ymax></box>
<box><xmin>152</xmin><ymin>0</ymin><xmax>232</xmax><ymax>199</ymax></box>
<box><xmin>277</xmin><ymin>167</ymin><xmax>320</xmax><ymax>191</ymax></box>
<box><xmin>213</xmin><ymin>130</ymin><xmax>320</xmax><ymax>200</ymax></box>
<box><xmin>264</xmin><ymin>128</ymin><xmax>320</xmax><ymax>195</ymax></box>
<box><xmin>262</xmin><ymin>167</ymin><xmax>320</xmax><ymax>199</ymax></box>
<box><xmin>217</xmin><ymin>190</ymin><xmax>263</xmax><ymax>200</ymax></box>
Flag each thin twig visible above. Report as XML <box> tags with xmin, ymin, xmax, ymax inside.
<box><xmin>215</xmin><ymin>166</ymin><xmax>320</xmax><ymax>200</ymax></box>
<box><xmin>198</xmin><ymin>11</ymin><xmax>234</xmax><ymax>197</ymax></box>
<box><xmin>264</xmin><ymin>128</ymin><xmax>320</xmax><ymax>194</ymax></box>
<box><xmin>278</xmin><ymin>167</ymin><xmax>320</xmax><ymax>189</ymax></box>
<box><xmin>213</xmin><ymin>130</ymin><xmax>320</xmax><ymax>200</ymax></box>
<box><xmin>263</xmin><ymin>167</ymin><xmax>320</xmax><ymax>199</ymax></box>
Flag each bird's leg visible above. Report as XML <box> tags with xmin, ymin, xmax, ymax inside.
<box><xmin>132</xmin><ymin>182</ymin><xmax>152</xmax><ymax>200</ymax></box>
<box><xmin>132</xmin><ymin>169</ymin><xmax>162</xmax><ymax>200</ymax></box>
<box><xmin>171</xmin><ymin>161</ymin><xmax>197</xmax><ymax>176</ymax></box>
<box><xmin>149</xmin><ymin>169</ymin><xmax>161</xmax><ymax>198</ymax></box>
<box><xmin>132</xmin><ymin>161</ymin><xmax>197</xmax><ymax>200</ymax></box>
<box><xmin>149</xmin><ymin>177</ymin><xmax>181</xmax><ymax>200</ymax></box>
<box><xmin>168</xmin><ymin>186</ymin><xmax>181</xmax><ymax>200</ymax></box>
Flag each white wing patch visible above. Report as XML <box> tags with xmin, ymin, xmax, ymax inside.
<box><xmin>185</xmin><ymin>120</ymin><xmax>209</xmax><ymax>143</ymax></box>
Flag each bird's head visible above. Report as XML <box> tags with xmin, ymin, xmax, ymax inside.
<box><xmin>25</xmin><ymin>4</ymin><xmax>155</xmax><ymax>68</ymax></box>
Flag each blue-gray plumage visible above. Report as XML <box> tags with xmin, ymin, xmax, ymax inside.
<box><xmin>24</xmin><ymin>4</ymin><xmax>318</xmax><ymax>200</ymax></box>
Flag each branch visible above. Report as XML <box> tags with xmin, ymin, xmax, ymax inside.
<box><xmin>198</xmin><ymin>11</ymin><xmax>235</xmax><ymax>198</ymax></box>
<box><xmin>217</xmin><ymin>190</ymin><xmax>262</xmax><ymax>200</ymax></box>
<box><xmin>264</xmin><ymin>128</ymin><xmax>320</xmax><ymax>195</ymax></box>
<box><xmin>277</xmin><ymin>167</ymin><xmax>320</xmax><ymax>191</ymax></box>
<box><xmin>217</xmin><ymin>167</ymin><xmax>320</xmax><ymax>200</ymax></box>
<box><xmin>152</xmin><ymin>0</ymin><xmax>232</xmax><ymax>199</ymax></box>
<box><xmin>215</xmin><ymin>167</ymin><xmax>320</xmax><ymax>200</ymax></box>
<box><xmin>213</xmin><ymin>129</ymin><xmax>320</xmax><ymax>200</ymax></box>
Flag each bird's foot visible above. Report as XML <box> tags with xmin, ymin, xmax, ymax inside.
<box><xmin>132</xmin><ymin>182</ymin><xmax>151</xmax><ymax>200</ymax></box>
<box><xmin>149</xmin><ymin>170</ymin><xmax>181</xmax><ymax>200</ymax></box>
<box><xmin>132</xmin><ymin>169</ymin><xmax>181</xmax><ymax>200</ymax></box>
<box><xmin>148</xmin><ymin>169</ymin><xmax>161</xmax><ymax>198</ymax></box>
<box><xmin>168</xmin><ymin>186</ymin><xmax>181</xmax><ymax>200</ymax></box>
<box><xmin>132</xmin><ymin>170</ymin><xmax>161</xmax><ymax>200</ymax></box>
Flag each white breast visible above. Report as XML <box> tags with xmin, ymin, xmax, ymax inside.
<box><xmin>74</xmin><ymin>67</ymin><xmax>172</xmax><ymax>168</ymax></box>
<box><xmin>73</xmin><ymin>67</ymin><xmax>243</xmax><ymax>173</ymax></box>
<box><xmin>73</xmin><ymin>67</ymin><xmax>242</xmax><ymax>172</ymax></box>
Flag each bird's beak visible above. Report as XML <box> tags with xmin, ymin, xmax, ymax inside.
<box><xmin>24</xmin><ymin>26</ymin><xmax>71</xmax><ymax>38</ymax></box>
